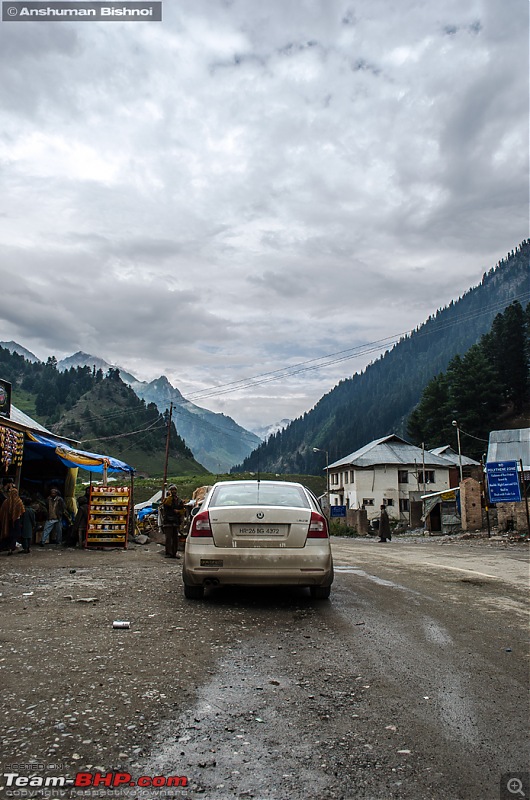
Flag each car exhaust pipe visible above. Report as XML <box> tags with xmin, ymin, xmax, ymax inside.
<box><xmin>203</xmin><ymin>578</ymin><xmax>220</xmax><ymax>586</ymax></box>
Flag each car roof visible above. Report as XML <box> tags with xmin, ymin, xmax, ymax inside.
<box><xmin>211</xmin><ymin>480</ymin><xmax>306</xmax><ymax>489</ymax></box>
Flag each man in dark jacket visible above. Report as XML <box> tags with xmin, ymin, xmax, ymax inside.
<box><xmin>161</xmin><ymin>485</ymin><xmax>184</xmax><ymax>559</ymax></box>
<box><xmin>40</xmin><ymin>487</ymin><xmax>66</xmax><ymax>546</ymax></box>
<box><xmin>20</xmin><ymin>493</ymin><xmax>36</xmax><ymax>554</ymax></box>
<box><xmin>378</xmin><ymin>505</ymin><xmax>392</xmax><ymax>542</ymax></box>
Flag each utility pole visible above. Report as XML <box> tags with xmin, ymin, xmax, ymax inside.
<box><xmin>480</xmin><ymin>456</ymin><xmax>491</xmax><ymax>537</ymax></box>
<box><xmin>520</xmin><ymin>459</ymin><xmax>530</xmax><ymax>537</ymax></box>
<box><xmin>162</xmin><ymin>402</ymin><xmax>173</xmax><ymax>501</ymax></box>
<box><xmin>452</xmin><ymin>420</ymin><xmax>463</xmax><ymax>483</ymax></box>
<box><xmin>313</xmin><ymin>447</ymin><xmax>330</xmax><ymax>515</ymax></box>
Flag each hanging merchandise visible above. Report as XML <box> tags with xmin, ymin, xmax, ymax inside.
<box><xmin>86</xmin><ymin>485</ymin><xmax>131</xmax><ymax>548</ymax></box>
<box><xmin>0</xmin><ymin>425</ymin><xmax>24</xmax><ymax>470</ymax></box>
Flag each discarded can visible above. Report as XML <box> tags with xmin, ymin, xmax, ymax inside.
<box><xmin>112</xmin><ymin>620</ymin><xmax>131</xmax><ymax>629</ymax></box>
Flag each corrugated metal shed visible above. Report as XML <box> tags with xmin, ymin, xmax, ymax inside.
<box><xmin>487</xmin><ymin>429</ymin><xmax>530</xmax><ymax>471</ymax></box>
<box><xmin>430</xmin><ymin>445</ymin><xmax>480</xmax><ymax>466</ymax></box>
<box><xmin>328</xmin><ymin>434</ymin><xmax>452</xmax><ymax>469</ymax></box>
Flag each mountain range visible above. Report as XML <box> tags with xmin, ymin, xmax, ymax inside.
<box><xmin>0</xmin><ymin>345</ymin><xmax>262</xmax><ymax>473</ymax></box>
<box><xmin>2</xmin><ymin>241</ymin><xmax>528</xmax><ymax>477</ymax></box>
<box><xmin>234</xmin><ymin>241</ymin><xmax>530</xmax><ymax>475</ymax></box>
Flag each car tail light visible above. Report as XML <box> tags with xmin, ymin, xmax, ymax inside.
<box><xmin>307</xmin><ymin>511</ymin><xmax>329</xmax><ymax>538</ymax></box>
<box><xmin>190</xmin><ymin>510</ymin><xmax>213</xmax><ymax>537</ymax></box>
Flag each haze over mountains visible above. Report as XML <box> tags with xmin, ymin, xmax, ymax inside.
<box><xmin>57</xmin><ymin>353</ymin><xmax>262</xmax><ymax>473</ymax></box>
<box><xmin>235</xmin><ymin>242</ymin><xmax>530</xmax><ymax>475</ymax></box>
<box><xmin>2</xmin><ymin>242</ymin><xmax>528</xmax><ymax>476</ymax></box>
<box><xmin>0</xmin><ymin>344</ymin><xmax>262</xmax><ymax>473</ymax></box>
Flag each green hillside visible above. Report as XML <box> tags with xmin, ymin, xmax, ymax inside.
<box><xmin>0</xmin><ymin>352</ymin><xmax>208</xmax><ymax>477</ymax></box>
<box><xmin>235</xmin><ymin>241</ymin><xmax>530</xmax><ymax>474</ymax></box>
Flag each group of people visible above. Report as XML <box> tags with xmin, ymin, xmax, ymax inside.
<box><xmin>0</xmin><ymin>478</ymin><xmax>89</xmax><ymax>554</ymax></box>
<box><xmin>1</xmin><ymin>477</ymin><xmax>187</xmax><ymax>557</ymax></box>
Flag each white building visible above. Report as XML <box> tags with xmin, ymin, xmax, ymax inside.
<box><xmin>326</xmin><ymin>434</ymin><xmax>452</xmax><ymax>522</ymax></box>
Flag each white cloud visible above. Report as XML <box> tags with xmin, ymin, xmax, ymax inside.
<box><xmin>0</xmin><ymin>0</ymin><xmax>527</xmax><ymax>430</ymax></box>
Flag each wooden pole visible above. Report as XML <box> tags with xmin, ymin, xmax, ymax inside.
<box><xmin>162</xmin><ymin>402</ymin><xmax>173</xmax><ymax>501</ymax></box>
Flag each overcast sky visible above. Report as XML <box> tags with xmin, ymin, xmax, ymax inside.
<box><xmin>0</xmin><ymin>0</ymin><xmax>528</xmax><ymax>431</ymax></box>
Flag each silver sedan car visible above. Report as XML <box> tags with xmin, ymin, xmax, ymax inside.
<box><xmin>183</xmin><ymin>480</ymin><xmax>334</xmax><ymax>600</ymax></box>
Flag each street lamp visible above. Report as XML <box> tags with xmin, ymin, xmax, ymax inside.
<box><xmin>313</xmin><ymin>447</ymin><xmax>329</xmax><ymax>513</ymax></box>
<box><xmin>452</xmin><ymin>420</ymin><xmax>463</xmax><ymax>483</ymax></box>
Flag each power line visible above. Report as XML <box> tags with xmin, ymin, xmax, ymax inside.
<box><xmin>181</xmin><ymin>291</ymin><xmax>530</xmax><ymax>402</ymax></box>
<box><xmin>81</xmin><ymin>418</ymin><xmax>164</xmax><ymax>444</ymax></box>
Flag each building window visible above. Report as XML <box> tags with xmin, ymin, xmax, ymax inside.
<box><xmin>331</xmin><ymin>473</ymin><xmax>339</xmax><ymax>486</ymax></box>
<box><xmin>398</xmin><ymin>470</ymin><xmax>408</xmax><ymax>483</ymax></box>
<box><xmin>399</xmin><ymin>498</ymin><xmax>410</xmax><ymax>512</ymax></box>
<box><xmin>349</xmin><ymin>470</ymin><xmax>355</xmax><ymax>483</ymax></box>
<box><xmin>362</xmin><ymin>498</ymin><xmax>374</xmax><ymax>506</ymax></box>
<box><xmin>383</xmin><ymin>498</ymin><xmax>394</xmax><ymax>507</ymax></box>
<box><xmin>418</xmin><ymin>470</ymin><xmax>435</xmax><ymax>484</ymax></box>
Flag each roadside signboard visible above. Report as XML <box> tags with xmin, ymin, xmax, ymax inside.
<box><xmin>330</xmin><ymin>505</ymin><xmax>347</xmax><ymax>518</ymax></box>
<box><xmin>486</xmin><ymin>461</ymin><xmax>521</xmax><ymax>503</ymax></box>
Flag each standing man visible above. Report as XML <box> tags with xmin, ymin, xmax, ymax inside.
<box><xmin>72</xmin><ymin>488</ymin><xmax>90</xmax><ymax>548</ymax></box>
<box><xmin>20</xmin><ymin>493</ymin><xmax>36</xmax><ymax>554</ymax></box>
<box><xmin>378</xmin><ymin>505</ymin><xmax>392</xmax><ymax>543</ymax></box>
<box><xmin>40</xmin><ymin>487</ymin><xmax>66</xmax><ymax>546</ymax></box>
<box><xmin>161</xmin><ymin>484</ymin><xmax>184</xmax><ymax>559</ymax></box>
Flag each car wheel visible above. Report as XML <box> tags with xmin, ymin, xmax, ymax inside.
<box><xmin>184</xmin><ymin>583</ymin><xmax>205</xmax><ymax>599</ymax></box>
<box><xmin>310</xmin><ymin>585</ymin><xmax>331</xmax><ymax>600</ymax></box>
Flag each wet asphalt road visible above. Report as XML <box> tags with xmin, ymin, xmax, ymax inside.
<box><xmin>139</xmin><ymin>537</ymin><xmax>529</xmax><ymax>800</ymax></box>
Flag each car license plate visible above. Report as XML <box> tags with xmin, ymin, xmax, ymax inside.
<box><xmin>200</xmin><ymin>559</ymin><xmax>223</xmax><ymax>566</ymax></box>
<box><xmin>237</xmin><ymin>526</ymin><xmax>281</xmax><ymax>536</ymax></box>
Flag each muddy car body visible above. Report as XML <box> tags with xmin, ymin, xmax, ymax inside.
<box><xmin>183</xmin><ymin>480</ymin><xmax>334</xmax><ymax>599</ymax></box>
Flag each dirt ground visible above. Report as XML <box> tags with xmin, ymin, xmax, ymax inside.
<box><xmin>0</xmin><ymin>543</ymin><xmax>220</xmax><ymax>779</ymax></box>
<box><xmin>0</xmin><ymin>534</ymin><xmax>528</xmax><ymax>800</ymax></box>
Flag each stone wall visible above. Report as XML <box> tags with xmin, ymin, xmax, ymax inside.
<box><xmin>346</xmin><ymin>508</ymin><xmax>369</xmax><ymax>535</ymax></box>
<box><xmin>460</xmin><ymin>478</ymin><xmax>482</xmax><ymax>531</ymax></box>
<box><xmin>496</xmin><ymin>501</ymin><xmax>528</xmax><ymax>533</ymax></box>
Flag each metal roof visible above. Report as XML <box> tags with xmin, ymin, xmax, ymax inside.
<box><xmin>487</xmin><ymin>429</ymin><xmax>530</xmax><ymax>471</ymax></box>
<box><xmin>1</xmin><ymin>405</ymin><xmax>78</xmax><ymax>445</ymax></box>
<box><xmin>328</xmin><ymin>434</ymin><xmax>452</xmax><ymax>470</ymax></box>
<box><xmin>7</xmin><ymin>405</ymin><xmax>54</xmax><ymax>434</ymax></box>
<box><xmin>430</xmin><ymin>445</ymin><xmax>480</xmax><ymax>466</ymax></box>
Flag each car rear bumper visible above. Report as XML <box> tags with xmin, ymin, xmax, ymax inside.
<box><xmin>183</xmin><ymin>545</ymin><xmax>333</xmax><ymax>587</ymax></box>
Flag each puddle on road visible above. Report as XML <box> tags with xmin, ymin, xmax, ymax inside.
<box><xmin>334</xmin><ymin>565</ymin><xmax>420</xmax><ymax>593</ymax></box>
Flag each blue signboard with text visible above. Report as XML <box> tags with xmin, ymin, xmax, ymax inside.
<box><xmin>330</xmin><ymin>505</ymin><xmax>347</xmax><ymax>517</ymax></box>
<box><xmin>486</xmin><ymin>461</ymin><xmax>521</xmax><ymax>503</ymax></box>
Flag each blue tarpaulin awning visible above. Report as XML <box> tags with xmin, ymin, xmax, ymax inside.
<box><xmin>26</xmin><ymin>432</ymin><xmax>134</xmax><ymax>474</ymax></box>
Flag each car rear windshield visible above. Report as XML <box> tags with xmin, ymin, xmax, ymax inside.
<box><xmin>210</xmin><ymin>484</ymin><xmax>311</xmax><ymax>509</ymax></box>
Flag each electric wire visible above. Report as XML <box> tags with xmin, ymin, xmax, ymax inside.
<box><xmin>181</xmin><ymin>290</ymin><xmax>530</xmax><ymax>402</ymax></box>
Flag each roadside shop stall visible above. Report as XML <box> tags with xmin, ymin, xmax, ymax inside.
<box><xmin>25</xmin><ymin>433</ymin><xmax>135</xmax><ymax>548</ymax></box>
<box><xmin>421</xmin><ymin>488</ymin><xmax>461</xmax><ymax>534</ymax></box>
<box><xmin>1</xmin><ymin>403</ymin><xmax>135</xmax><ymax>548</ymax></box>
